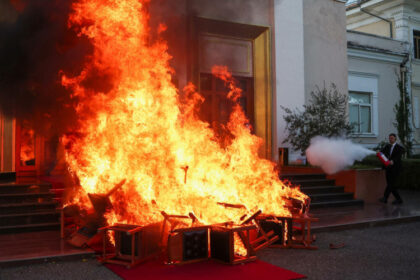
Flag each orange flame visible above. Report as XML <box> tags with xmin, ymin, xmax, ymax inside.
<box><xmin>61</xmin><ymin>0</ymin><xmax>307</xmax><ymax>229</ymax></box>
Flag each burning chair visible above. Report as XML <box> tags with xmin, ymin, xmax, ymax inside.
<box><xmin>210</xmin><ymin>224</ymin><xmax>257</xmax><ymax>264</ymax></box>
<box><xmin>255</xmin><ymin>196</ymin><xmax>318</xmax><ymax>250</ymax></box>
<box><xmin>256</xmin><ymin>214</ymin><xmax>318</xmax><ymax>250</ymax></box>
<box><xmin>285</xmin><ymin>197</ymin><xmax>318</xmax><ymax>249</ymax></box>
<box><xmin>257</xmin><ymin>215</ymin><xmax>292</xmax><ymax>247</ymax></box>
<box><xmin>62</xmin><ymin>180</ymin><xmax>126</xmax><ymax>248</ymax></box>
<box><xmin>210</xmin><ymin>204</ymin><xmax>280</xmax><ymax>264</ymax></box>
<box><xmin>260</xmin><ymin>215</ymin><xmax>319</xmax><ymax>250</ymax></box>
<box><xmin>98</xmin><ymin>223</ymin><xmax>161</xmax><ymax>268</ymax></box>
<box><xmin>161</xmin><ymin>211</ymin><xmax>210</xmax><ymax>265</ymax></box>
<box><xmin>289</xmin><ymin>215</ymin><xmax>318</xmax><ymax>250</ymax></box>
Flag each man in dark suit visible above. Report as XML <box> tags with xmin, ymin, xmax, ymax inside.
<box><xmin>379</xmin><ymin>133</ymin><xmax>405</xmax><ymax>204</ymax></box>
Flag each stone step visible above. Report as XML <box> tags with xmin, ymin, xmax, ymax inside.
<box><xmin>279</xmin><ymin>173</ymin><xmax>326</xmax><ymax>181</ymax></box>
<box><xmin>279</xmin><ymin>172</ymin><xmax>364</xmax><ymax>209</ymax></box>
<box><xmin>0</xmin><ymin>192</ymin><xmax>55</xmax><ymax>204</ymax></box>
<box><xmin>300</xmin><ymin>185</ymin><xmax>345</xmax><ymax>195</ymax></box>
<box><xmin>289</xmin><ymin>178</ymin><xmax>336</xmax><ymax>187</ymax></box>
<box><xmin>0</xmin><ymin>201</ymin><xmax>57</xmax><ymax>215</ymax></box>
<box><xmin>0</xmin><ymin>222</ymin><xmax>60</xmax><ymax>235</ymax></box>
<box><xmin>0</xmin><ymin>179</ymin><xmax>61</xmax><ymax>234</ymax></box>
<box><xmin>48</xmin><ymin>188</ymin><xmax>65</xmax><ymax>205</ymax></box>
<box><xmin>310</xmin><ymin>199</ymin><xmax>364</xmax><ymax>209</ymax></box>
<box><xmin>53</xmin><ymin>198</ymin><xmax>63</xmax><ymax>205</ymax></box>
<box><xmin>0</xmin><ymin>183</ymin><xmax>52</xmax><ymax>194</ymax></box>
<box><xmin>309</xmin><ymin>192</ymin><xmax>354</xmax><ymax>203</ymax></box>
<box><xmin>50</xmin><ymin>188</ymin><xmax>65</xmax><ymax>195</ymax></box>
<box><xmin>0</xmin><ymin>172</ymin><xmax>16</xmax><ymax>183</ymax></box>
<box><xmin>0</xmin><ymin>211</ymin><xmax>60</xmax><ymax>227</ymax></box>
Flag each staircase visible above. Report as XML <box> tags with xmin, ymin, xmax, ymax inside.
<box><xmin>279</xmin><ymin>173</ymin><xmax>364</xmax><ymax>209</ymax></box>
<box><xmin>0</xmin><ymin>173</ymin><xmax>60</xmax><ymax>234</ymax></box>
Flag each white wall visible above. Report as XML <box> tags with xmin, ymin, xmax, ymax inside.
<box><xmin>303</xmin><ymin>0</ymin><xmax>348</xmax><ymax>102</ymax></box>
<box><xmin>272</xmin><ymin>0</ymin><xmax>348</xmax><ymax>161</ymax></box>
<box><xmin>272</xmin><ymin>0</ymin><xmax>305</xmax><ymax>161</ymax></box>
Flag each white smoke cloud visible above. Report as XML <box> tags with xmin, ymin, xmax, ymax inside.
<box><xmin>305</xmin><ymin>136</ymin><xmax>375</xmax><ymax>174</ymax></box>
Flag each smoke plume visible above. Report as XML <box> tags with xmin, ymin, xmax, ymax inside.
<box><xmin>306</xmin><ymin>136</ymin><xmax>375</xmax><ymax>174</ymax></box>
<box><xmin>0</xmin><ymin>0</ymin><xmax>96</xmax><ymax>136</ymax></box>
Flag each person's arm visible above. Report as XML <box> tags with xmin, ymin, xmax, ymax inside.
<box><xmin>392</xmin><ymin>145</ymin><xmax>404</xmax><ymax>166</ymax></box>
<box><xmin>388</xmin><ymin>145</ymin><xmax>402</xmax><ymax>166</ymax></box>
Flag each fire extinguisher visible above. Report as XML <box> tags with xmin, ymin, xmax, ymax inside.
<box><xmin>376</xmin><ymin>152</ymin><xmax>391</xmax><ymax>167</ymax></box>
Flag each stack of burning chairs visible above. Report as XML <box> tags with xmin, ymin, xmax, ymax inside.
<box><xmin>61</xmin><ymin>183</ymin><xmax>318</xmax><ymax>268</ymax></box>
<box><xmin>160</xmin><ymin>207</ymin><xmax>280</xmax><ymax>265</ymax></box>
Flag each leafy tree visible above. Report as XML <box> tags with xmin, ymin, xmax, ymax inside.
<box><xmin>394</xmin><ymin>76</ymin><xmax>412</xmax><ymax>157</ymax></box>
<box><xmin>281</xmin><ymin>83</ymin><xmax>353</xmax><ymax>154</ymax></box>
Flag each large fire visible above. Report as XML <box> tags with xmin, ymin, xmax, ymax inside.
<box><xmin>60</xmin><ymin>0</ymin><xmax>308</xmax><ymax>228</ymax></box>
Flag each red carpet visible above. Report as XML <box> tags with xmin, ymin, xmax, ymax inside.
<box><xmin>106</xmin><ymin>259</ymin><xmax>306</xmax><ymax>280</ymax></box>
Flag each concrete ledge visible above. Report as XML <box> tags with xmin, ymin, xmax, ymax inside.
<box><xmin>327</xmin><ymin>168</ymin><xmax>385</xmax><ymax>203</ymax></box>
<box><xmin>279</xmin><ymin>167</ymin><xmax>386</xmax><ymax>204</ymax></box>
<box><xmin>0</xmin><ymin>250</ymin><xmax>95</xmax><ymax>268</ymax></box>
<box><xmin>312</xmin><ymin>215</ymin><xmax>420</xmax><ymax>233</ymax></box>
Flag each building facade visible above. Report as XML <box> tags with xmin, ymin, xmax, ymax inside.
<box><xmin>0</xmin><ymin>0</ymin><xmax>350</xmax><ymax>175</ymax></box>
<box><xmin>346</xmin><ymin>0</ymin><xmax>420</xmax><ymax>153</ymax></box>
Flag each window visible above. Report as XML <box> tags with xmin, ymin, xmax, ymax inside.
<box><xmin>414</xmin><ymin>30</ymin><xmax>420</xmax><ymax>59</ymax></box>
<box><xmin>349</xmin><ymin>91</ymin><xmax>372</xmax><ymax>134</ymax></box>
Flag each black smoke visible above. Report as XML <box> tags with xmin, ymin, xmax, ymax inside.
<box><xmin>0</xmin><ymin>0</ymin><xmax>94</xmax><ymax>136</ymax></box>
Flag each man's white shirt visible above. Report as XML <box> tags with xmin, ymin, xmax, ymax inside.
<box><xmin>390</xmin><ymin>143</ymin><xmax>396</xmax><ymax>156</ymax></box>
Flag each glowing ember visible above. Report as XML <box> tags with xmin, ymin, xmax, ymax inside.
<box><xmin>19</xmin><ymin>122</ymin><xmax>36</xmax><ymax>166</ymax></box>
<box><xmin>61</xmin><ymin>0</ymin><xmax>307</xmax><ymax>233</ymax></box>
<box><xmin>234</xmin><ymin>233</ymin><xmax>247</xmax><ymax>256</ymax></box>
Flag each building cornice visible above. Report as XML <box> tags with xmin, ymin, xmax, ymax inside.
<box><xmin>407</xmin><ymin>15</ymin><xmax>420</xmax><ymax>25</ymax></box>
<box><xmin>347</xmin><ymin>46</ymin><xmax>406</xmax><ymax>63</ymax></box>
<box><xmin>347</xmin><ymin>0</ymin><xmax>404</xmax><ymax>14</ymax></box>
<box><xmin>347</xmin><ymin>29</ymin><xmax>405</xmax><ymax>42</ymax></box>
<box><xmin>348</xmin><ymin>70</ymin><xmax>380</xmax><ymax>78</ymax></box>
<box><xmin>412</xmin><ymin>59</ymin><xmax>420</xmax><ymax>66</ymax></box>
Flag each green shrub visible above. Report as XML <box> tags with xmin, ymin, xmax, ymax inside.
<box><xmin>354</xmin><ymin>154</ymin><xmax>381</xmax><ymax>168</ymax></box>
<box><xmin>353</xmin><ymin>155</ymin><xmax>420</xmax><ymax>190</ymax></box>
<box><xmin>394</xmin><ymin>77</ymin><xmax>413</xmax><ymax>156</ymax></box>
<box><xmin>397</xmin><ymin>159</ymin><xmax>420</xmax><ymax>190</ymax></box>
<box><xmin>281</xmin><ymin>83</ymin><xmax>352</xmax><ymax>154</ymax></box>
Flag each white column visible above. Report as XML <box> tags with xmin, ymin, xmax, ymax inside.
<box><xmin>272</xmin><ymin>0</ymin><xmax>305</xmax><ymax>161</ymax></box>
<box><xmin>394</xmin><ymin>14</ymin><xmax>410</xmax><ymax>42</ymax></box>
